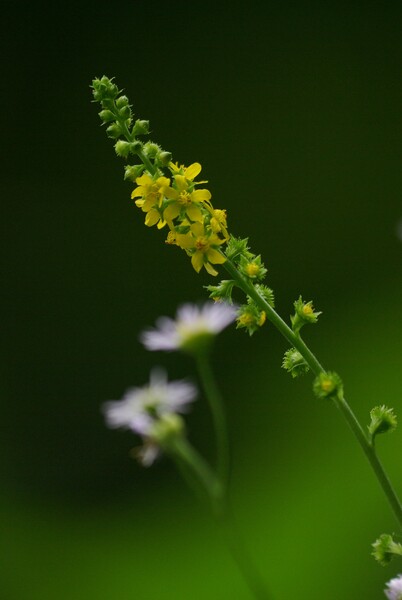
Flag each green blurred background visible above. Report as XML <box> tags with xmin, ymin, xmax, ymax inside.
<box><xmin>3</xmin><ymin>1</ymin><xmax>402</xmax><ymax>598</ymax></box>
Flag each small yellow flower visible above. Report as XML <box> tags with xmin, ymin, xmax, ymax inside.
<box><xmin>131</xmin><ymin>174</ymin><xmax>174</xmax><ymax>228</ymax></box>
<box><xmin>175</xmin><ymin>222</ymin><xmax>226</xmax><ymax>276</ymax></box>
<box><xmin>164</xmin><ymin>171</ymin><xmax>211</xmax><ymax>226</ymax></box>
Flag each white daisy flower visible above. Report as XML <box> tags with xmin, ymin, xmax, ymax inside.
<box><xmin>140</xmin><ymin>302</ymin><xmax>237</xmax><ymax>353</ymax></box>
<box><xmin>385</xmin><ymin>574</ymin><xmax>402</xmax><ymax>600</ymax></box>
<box><xmin>102</xmin><ymin>368</ymin><xmax>196</xmax><ymax>437</ymax></box>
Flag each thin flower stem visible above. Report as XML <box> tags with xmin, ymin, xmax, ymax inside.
<box><xmin>169</xmin><ymin>436</ymin><xmax>271</xmax><ymax>600</ymax></box>
<box><xmin>223</xmin><ymin>256</ymin><xmax>402</xmax><ymax>530</ymax></box>
<box><xmin>196</xmin><ymin>352</ymin><xmax>230</xmax><ymax>489</ymax></box>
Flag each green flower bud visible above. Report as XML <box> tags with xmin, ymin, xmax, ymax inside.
<box><xmin>130</xmin><ymin>140</ymin><xmax>143</xmax><ymax>153</ymax></box>
<box><xmin>372</xmin><ymin>533</ymin><xmax>402</xmax><ymax>566</ymax></box>
<box><xmin>115</xmin><ymin>95</ymin><xmax>129</xmax><ymax>108</ymax></box>
<box><xmin>368</xmin><ymin>406</ymin><xmax>397</xmax><ymax>441</ymax></box>
<box><xmin>143</xmin><ymin>141</ymin><xmax>160</xmax><ymax>158</ymax></box>
<box><xmin>313</xmin><ymin>371</ymin><xmax>343</xmax><ymax>401</ymax></box>
<box><xmin>106</xmin><ymin>123</ymin><xmax>123</xmax><ymax>139</ymax></box>
<box><xmin>114</xmin><ymin>140</ymin><xmax>132</xmax><ymax>158</ymax></box>
<box><xmin>156</xmin><ymin>151</ymin><xmax>172</xmax><ymax>167</ymax></box>
<box><xmin>282</xmin><ymin>348</ymin><xmax>309</xmax><ymax>378</ymax></box>
<box><xmin>133</xmin><ymin>119</ymin><xmax>150</xmax><ymax>136</ymax></box>
<box><xmin>118</xmin><ymin>105</ymin><xmax>131</xmax><ymax>120</ymax></box>
<box><xmin>124</xmin><ymin>164</ymin><xmax>145</xmax><ymax>181</ymax></box>
<box><xmin>98</xmin><ymin>109</ymin><xmax>115</xmax><ymax>123</ymax></box>
<box><xmin>291</xmin><ymin>296</ymin><xmax>322</xmax><ymax>335</ymax></box>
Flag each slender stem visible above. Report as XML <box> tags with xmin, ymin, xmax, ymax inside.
<box><xmin>336</xmin><ymin>396</ymin><xmax>402</xmax><ymax>527</ymax></box>
<box><xmin>169</xmin><ymin>436</ymin><xmax>271</xmax><ymax>600</ymax></box>
<box><xmin>196</xmin><ymin>351</ymin><xmax>230</xmax><ymax>488</ymax></box>
<box><xmin>223</xmin><ymin>255</ymin><xmax>402</xmax><ymax>530</ymax></box>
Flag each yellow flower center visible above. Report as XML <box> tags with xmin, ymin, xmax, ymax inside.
<box><xmin>302</xmin><ymin>304</ymin><xmax>314</xmax><ymax>316</ymax></box>
<box><xmin>195</xmin><ymin>237</ymin><xmax>210</xmax><ymax>253</ymax></box>
<box><xmin>321</xmin><ymin>378</ymin><xmax>334</xmax><ymax>392</ymax></box>
<box><xmin>258</xmin><ymin>311</ymin><xmax>266</xmax><ymax>326</ymax></box>
<box><xmin>238</xmin><ymin>313</ymin><xmax>254</xmax><ymax>326</ymax></box>
<box><xmin>245</xmin><ymin>263</ymin><xmax>260</xmax><ymax>277</ymax></box>
<box><xmin>178</xmin><ymin>191</ymin><xmax>192</xmax><ymax>206</ymax></box>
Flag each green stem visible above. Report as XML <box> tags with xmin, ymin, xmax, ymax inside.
<box><xmin>169</xmin><ymin>436</ymin><xmax>271</xmax><ymax>600</ymax></box>
<box><xmin>196</xmin><ymin>352</ymin><xmax>230</xmax><ymax>489</ymax></box>
<box><xmin>223</xmin><ymin>256</ymin><xmax>402</xmax><ymax>530</ymax></box>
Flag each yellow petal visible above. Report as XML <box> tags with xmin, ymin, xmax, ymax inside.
<box><xmin>145</xmin><ymin>209</ymin><xmax>160</xmax><ymax>227</ymax></box>
<box><xmin>174</xmin><ymin>175</ymin><xmax>188</xmax><ymax>192</ymax></box>
<box><xmin>131</xmin><ymin>187</ymin><xmax>145</xmax><ymax>199</ymax></box>
<box><xmin>207</xmin><ymin>248</ymin><xmax>226</xmax><ymax>264</ymax></box>
<box><xmin>204</xmin><ymin>262</ymin><xmax>218</xmax><ymax>276</ymax></box>
<box><xmin>190</xmin><ymin>222</ymin><xmax>205</xmax><ymax>237</ymax></box>
<box><xmin>164</xmin><ymin>203</ymin><xmax>180</xmax><ymax>223</ymax></box>
<box><xmin>175</xmin><ymin>233</ymin><xmax>194</xmax><ymax>250</ymax></box>
<box><xmin>191</xmin><ymin>189</ymin><xmax>211</xmax><ymax>202</ymax></box>
<box><xmin>191</xmin><ymin>251</ymin><xmax>204</xmax><ymax>273</ymax></box>
<box><xmin>184</xmin><ymin>162</ymin><xmax>201</xmax><ymax>180</ymax></box>
<box><xmin>136</xmin><ymin>174</ymin><xmax>152</xmax><ymax>186</ymax></box>
<box><xmin>186</xmin><ymin>204</ymin><xmax>203</xmax><ymax>222</ymax></box>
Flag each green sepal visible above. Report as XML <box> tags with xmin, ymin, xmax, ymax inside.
<box><xmin>205</xmin><ymin>280</ymin><xmax>235</xmax><ymax>303</ymax></box>
<box><xmin>372</xmin><ymin>533</ymin><xmax>402</xmax><ymax>566</ymax></box>
<box><xmin>368</xmin><ymin>406</ymin><xmax>397</xmax><ymax>442</ymax></box>
<box><xmin>225</xmin><ymin>236</ymin><xmax>254</xmax><ymax>262</ymax></box>
<box><xmin>282</xmin><ymin>348</ymin><xmax>310</xmax><ymax>378</ymax></box>
<box><xmin>254</xmin><ymin>284</ymin><xmax>275</xmax><ymax>308</ymax></box>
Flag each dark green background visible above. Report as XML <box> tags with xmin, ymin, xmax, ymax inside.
<box><xmin>3</xmin><ymin>1</ymin><xmax>402</xmax><ymax>598</ymax></box>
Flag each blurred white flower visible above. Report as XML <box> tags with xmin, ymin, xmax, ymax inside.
<box><xmin>140</xmin><ymin>302</ymin><xmax>237</xmax><ymax>353</ymax></box>
<box><xmin>385</xmin><ymin>574</ymin><xmax>402</xmax><ymax>600</ymax></box>
<box><xmin>103</xmin><ymin>368</ymin><xmax>196</xmax><ymax>437</ymax></box>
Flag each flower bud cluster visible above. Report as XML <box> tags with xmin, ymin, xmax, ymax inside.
<box><xmin>92</xmin><ymin>76</ymin><xmax>171</xmax><ymax>177</ymax></box>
